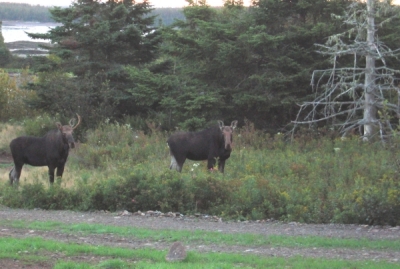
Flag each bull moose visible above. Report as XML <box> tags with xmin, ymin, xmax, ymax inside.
<box><xmin>167</xmin><ymin>120</ymin><xmax>238</xmax><ymax>173</ymax></box>
<box><xmin>9</xmin><ymin>114</ymin><xmax>81</xmax><ymax>185</ymax></box>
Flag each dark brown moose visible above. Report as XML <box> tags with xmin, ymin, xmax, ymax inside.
<box><xmin>167</xmin><ymin>120</ymin><xmax>238</xmax><ymax>173</ymax></box>
<box><xmin>9</xmin><ymin>114</ymin><xmax>81</xmax><ymax>185</ymax></box>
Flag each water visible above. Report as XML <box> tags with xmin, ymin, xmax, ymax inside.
<box><xmin>1</xmin><ymin>21</ymin><xmax>59</xmax><ymax>43</ymax></box>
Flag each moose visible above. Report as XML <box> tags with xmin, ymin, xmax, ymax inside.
<box><xmin>9</xmin><ymin>114</ymin><xmax>81</xmax><ymax>185</ymax></box>
<box><xmin>167</xmin><ymin>120</ymin><xmax>238</xmax><ymax>173</ymax></box>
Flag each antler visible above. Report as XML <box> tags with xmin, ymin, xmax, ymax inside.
<box><xmin>71</xmin><ymin>114</ymin><xmax>81</xmax><ymax>130</ymax></box>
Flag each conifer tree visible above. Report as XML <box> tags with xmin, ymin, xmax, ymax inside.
<box><xmin>26</xmin><ymin>0</ymin><xmax>161</xmax><ymax>126</ymax></box>
<box><xmin>0</xmin><ymin>21</ymin><xmax>11</xmax><ymax>67</ymax></box>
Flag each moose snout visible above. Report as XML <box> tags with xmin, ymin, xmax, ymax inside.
<box><xmin>224</xmin><ymin>141</ymin><xmax>233</xmax><ymax>150</ymax></box>
<box><xmin>67</xmin><ymin>137</ymin><xmax>76</xmax><ymax>149</ymax></box>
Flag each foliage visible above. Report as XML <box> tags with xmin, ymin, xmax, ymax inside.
<box><xmin>0</xmin><ymin>69</ymin><xmax>37</xmax><ymax>121</ymax></box>
<box><xmin>26</xmin><ymin>0</ymin><xmax>162</xmax><ymax>128</ymax></box>
<box><xmin>0</xmin><ymin>3</ymin><xmax>52</xmax><ymax>22</ymax></box>
<box><xmin>3</xmin><ymin>1</ymin><xmax>400</xmax><ymax>134</ymax></box>
<box><xmin>158</xmin><ymin>0</ymin><xmax>349</xmax><ymax>131</ymax></box>
<box><xmin>21</xmin><ymin>114</ymin><xmax>63</xmax><ymax>137</ymax></box>
<box><xmin>1</xmin><ymin>121</ymin><xmax>400</xmax><ymax>225</ymax></box>
<box><xmin>16</xmin><ymin>0</ymin><xmax>354</xmax><ymax>131</ymax></box>
<box><xmin>0</xmin><ymin>22</ymin><xmax>11</xmax><ymax>67</ymax></box>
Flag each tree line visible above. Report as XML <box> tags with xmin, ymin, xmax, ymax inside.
<box><xmin>0</xmin><ymin>2</ymin><xmax>184</xmax><ymax>26</ymax></box>
<box><xmin>2</xmin><ymin>0</ymin><xmax>400</xmax><ymax>135</ymax></box>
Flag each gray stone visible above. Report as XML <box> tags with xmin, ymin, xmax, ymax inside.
<box><xmin>166</xmin><ymin>241</ymin><xmax>187</xmax><ymax>262</ymax></box>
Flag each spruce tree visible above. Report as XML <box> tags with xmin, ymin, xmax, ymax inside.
<box><xmin>0</xmin><ymin>21</ymin><xmax>11</xmax><ymax>67</ymax></box>
<box><xmin>26</xmin><ymin>0</ymin><xmax>161</xmax><ymax>126</ymax></box>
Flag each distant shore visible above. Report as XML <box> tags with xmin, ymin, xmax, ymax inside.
<box><xmin>5</xmin><ymin>40</ymin><xmax>52</xmax><ymax>57</ymax></box>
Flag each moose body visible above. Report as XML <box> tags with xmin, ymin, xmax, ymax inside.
<box><xmin>9</xmin><ymin>114</ymin><xmax>81</xmax><ymax>185</ymax></box>
<box><xmin>167</xmin><ymin>120</ymin><xmax>238</xmax><ymax>173</ymax></box>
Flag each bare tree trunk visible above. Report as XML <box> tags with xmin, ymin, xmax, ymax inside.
<box><xmin>363</xmin><ymin>0</ymin><xmax>377</xmax><ymax>141</ymax></box>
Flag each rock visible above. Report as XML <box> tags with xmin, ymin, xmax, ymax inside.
<box><xmin>120</xmin><ymin>210</ymin><xmax>131</xmax><ymax>216</ymax></box>
<box><xmin>165</xmin><ymin>241</ymin><xmax>187</xmax><ymax>262</ymax></box>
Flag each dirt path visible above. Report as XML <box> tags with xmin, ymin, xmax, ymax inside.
<box><xmin>0</xmin><ymin>207</ymin><xmax>400</xmax><ymax>268</ymax></box>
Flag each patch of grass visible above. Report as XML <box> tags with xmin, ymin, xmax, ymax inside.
<box><xmin>2</xmin><ymin>220</ymin><xmax>400</xmax><ymax>251</ymax></box>
<box><xmin>1</xmin><ymin>237</ymin><xmax>398</xmax><ymax>269</ymax></box>
<box><xmin>1</xmin><ymin>121</ymin><xmax>400</xmax><ymax>225</ymax></box>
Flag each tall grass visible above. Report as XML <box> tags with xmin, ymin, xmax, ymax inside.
<box><xmin>0</xmin><ymin>123</ymin><xmax>22</xmax><ymax>152</ymax></box>
<box><xmin>0</xmin><ymin>119</ymin><xmax>399</xmax><ymax>225</ymax></box>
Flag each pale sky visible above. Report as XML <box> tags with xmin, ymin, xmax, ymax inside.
<box><xmin>0</xmin><ymin>0</ymin><xmax>253</xmax><ymax>8</ymax></box>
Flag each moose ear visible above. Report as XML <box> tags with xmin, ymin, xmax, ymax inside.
<box><xmin>55</xmin><ymin>122</ymin><xmax>62</xmax><ymax>130</ymax></box>
<box><xmin>231</xmin><ymin>120</ymin><xmax>238</xmax><ymax>130</ymax></box>
<box><xmin>218</xmin><ymin>120</ymin><xmax>224</xmax><ymax>130</ymax></box>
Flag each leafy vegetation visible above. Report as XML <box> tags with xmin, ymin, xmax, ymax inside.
<box><xmin>1</xmin><ymin>1</ymin><xmax>400</xmax><ymax>132</ymax></box>
<box><xmin>0</xmin><ymin>22</ymin><xmax>11</xmax><ymax>66</ymax></box>
<box><xmin>0</xmin><ymin>119</ymin><xmax>399</xmax><ymax>225</ymax></box>
<box><xmin>0</xmin><ymin>1</ymin><xmax>400</xmax><ymax>225</ymax></box>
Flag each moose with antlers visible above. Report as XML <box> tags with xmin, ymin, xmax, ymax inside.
<box><xmin>9</xmin><ymin>114</ymin><xmax>81</xmax><ymax>185</ymax></box>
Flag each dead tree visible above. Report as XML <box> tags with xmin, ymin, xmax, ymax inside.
<box><xmin>292</xmin><ymin>0</ymin><xmax>400</xmax><ymax>143</ymax></box>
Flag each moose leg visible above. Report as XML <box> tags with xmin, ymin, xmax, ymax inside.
<box><xmin>207</xmin><ymin>157</ymin><xmax>217</xmax><ymax>171</ymax></box>
<box><xmin>9</xmin><ymin>165</ymin><xmax>22</xmax><ymax>185</ymax></box>
<box><xmin>218</xmin><ymin>159</ymin><xmax>226</xmax><ymax>173</ymax></box>
<box><xmin>56</xmin><ymin>163</ymin><xmax>65</xmax><ymax>179</ymax></box>
<box><xmin>169</xmin><ymin>154</ymin><xmax>185</xmax><ymax>172</ymax></box>
<box><xmin>48</xmin><ymin>165</ymin><xmax>56</xmax><ymax>184</ymax></box>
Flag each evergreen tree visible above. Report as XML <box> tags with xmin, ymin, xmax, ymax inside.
<box><xmin>26</xmin><ymin>0</ymin><xmax>162</xmax><ymax>126</ymax></box>
<box><xmin>161</xmin><ymin>0</ymin><xmax>348</xmax><ymax>131</ymax></box>
<box><xmin>0</xmin><ymin>21</ymin><xmax>11</xmax><ymax>67</ymax></box>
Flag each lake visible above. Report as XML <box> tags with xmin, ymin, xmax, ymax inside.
<box><xmin>1</xmin><ymin>21</ymin><xmax>59</xmax><ymax>43</ymax></box>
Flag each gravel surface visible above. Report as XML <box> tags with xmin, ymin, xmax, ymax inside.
<box><xmin>0</xmin><ymin>207</ymin><xmax>400</xmax><ymax>268</ymax></box>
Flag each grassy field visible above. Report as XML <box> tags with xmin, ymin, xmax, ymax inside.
<box><xmin>0</xmin><ymin>119</ymin><xmax>400</xmax><ymax>225</ymax></box>
<box><xmin>0</xmin><ymin>219</ymin><xmax>399</xmax><ymax>269</ymax></box>
<box><xmin>1</xmin><ymin>119</ymin><xmax>400</xmax><ymax>268</ymax></box>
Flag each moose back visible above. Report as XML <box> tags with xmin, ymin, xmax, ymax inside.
<box><xmin>167</xmin><ymin>120</ymin><xmax>238</xmax><ymax>173</ymax></box>
<box><xmin>9</xmin><ymin>114</ymin><xmax>81</xmax><ymax>185</ymax></box>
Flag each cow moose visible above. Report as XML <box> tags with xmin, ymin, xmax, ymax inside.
<box><xmin>167</xmin><ymin>120</ymin><xmax>238</xmax><ymax>173</ymax></box>
<box><xmin>9</xmin><ymin>114</ymin><xmax>81</xmax><ymax>185</ymax></box>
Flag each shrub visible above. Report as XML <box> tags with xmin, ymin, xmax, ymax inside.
<box><xmin>22</xmin><ymin>114</ymin><xmax>60</xmax><ymax>137</ymax></box>
<box><xmin>0</xmin><ymin>69</ymin><xmax>38</xmax><ymax>121</ymax></box>
<box><xmin>1</xmin><ymin>121</ymin><xmax>400</xmax><ymax>225</ymax></box>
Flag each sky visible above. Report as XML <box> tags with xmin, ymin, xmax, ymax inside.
<box><xmin>0</xmin><ymin>0</ymin><xmax>253</xmax><ymax>8</ymax></box>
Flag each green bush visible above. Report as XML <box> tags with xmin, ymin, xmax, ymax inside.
<box><xmin>22</xmin><ymin>114</ymin><xmax>61</xmax><ymax>137</ymax></box>
<box><xmin>1</xmin><ymin>122</ymin><xmax>400</xmax><ymax>225</ymax></box>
